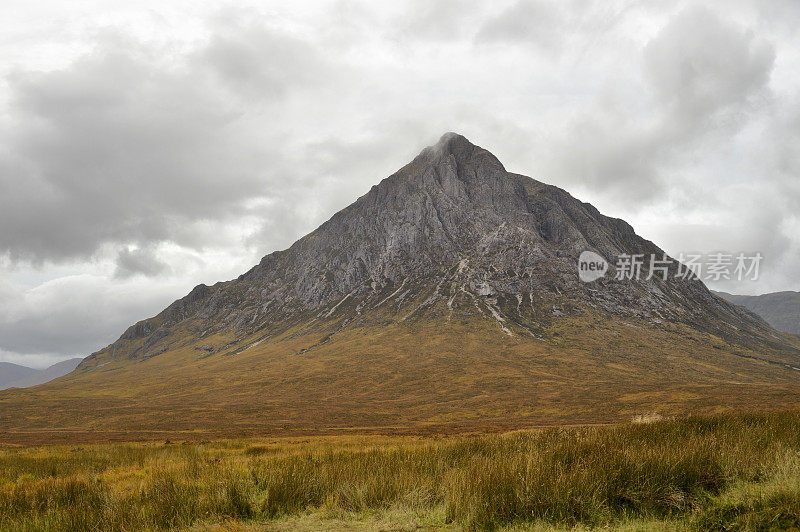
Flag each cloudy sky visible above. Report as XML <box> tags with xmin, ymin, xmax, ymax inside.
<box><xmin>1</xmin><ymin>0</ymin><xmax>799</xmax><ymax>367</ymax></box>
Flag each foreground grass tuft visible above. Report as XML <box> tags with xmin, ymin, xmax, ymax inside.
<box><xmin>3</xmin><ymin>411</ymin><xmax>800</xmax><ymax>530</ymax></box>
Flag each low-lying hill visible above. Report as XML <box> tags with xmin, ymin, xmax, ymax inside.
<box><xmin>0</xmin><ymin>358</ymin><xmax>83</xmax><ymax>391</ymax></box>
<box><xmin>715</xmin><ymin>290</ymin><xmax>800</xmax><ymax>335</ymax></box>
<box><xmin>0</xmin><ymin>362</ymin><xmax>38</xmax><ymax>390</ymax></box>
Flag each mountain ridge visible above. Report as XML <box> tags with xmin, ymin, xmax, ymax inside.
<box><xmin>714</xmin><ymin>290</ymin><xmax>800</xmax><ymax>335</ymax></box>
<box><xmin>0</xmin><ymin>362</ymin><xmax>38</xmax><ymax>390</ymax></box>
<box><xmin>0</xmin><ymin>358</ymin><xmax>83</xmax><ymax>390</ymax></box>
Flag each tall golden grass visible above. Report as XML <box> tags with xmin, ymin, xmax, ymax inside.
<box><xmin>3</xmin><ymin>411</ymin><xmax>800</xmax><ymax>530</ymax></box>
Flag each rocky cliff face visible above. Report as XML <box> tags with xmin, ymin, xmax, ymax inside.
<box><xmin>85</xmin><ymin>133</ymin><xmax>791</xmax><ymax>365</ymax></box>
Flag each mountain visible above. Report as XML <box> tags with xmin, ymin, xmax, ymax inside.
<box><xmin>0</xmin><ymin>362</ymin><xmax>38</xmax><ymax>390</ymax></box>
<box><xmin>0</xmin><ymin>358</ymin><xmax>83</xmax><ymax>390</ymax></box>
<box><xmin>714</xmin><ymin>291</ymin><xmax>800</xmax><ymax>335</ymax></box>
<box><xmin>2</xmin><ymin>133</ymin><xmax>800</xmax><ymax>443</ymax></box>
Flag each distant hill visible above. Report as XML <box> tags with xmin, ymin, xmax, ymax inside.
<box><xmin>714</xmin><ymin>291</ymin><xmax>800</xmax><ymax>335</ymax></box>
<box><xmin>0</xmin><ymin>362</ymin><xmax>38</xmax><ymax>389</ymax></box>
<box><xmin>0</xmin><ymin>358</ymin><xmax>83</xmax><ymax>391</ymax></box>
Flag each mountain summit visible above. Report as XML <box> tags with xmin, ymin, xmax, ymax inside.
<box><xmin>2</xmin><ymin>134</ymin><xmax>799</xmax><ymax>441</ymax></box>
<box><xmin>92</xmin><ymin>133</ymin><xmax>783</xmax><ymax>354</ymax></box>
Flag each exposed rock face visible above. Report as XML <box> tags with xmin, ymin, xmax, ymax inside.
<box><xmin>84</xmin><ymin>133</ymin><xmax>791</xmax><ymax>365</ymax></box>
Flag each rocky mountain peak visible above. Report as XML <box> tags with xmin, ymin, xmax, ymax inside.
<box><xmin>420</xmin><ymin>132</ymin><xmax>495</xmax><ymax>164</ymax></box>
<box><xmin>408</xmin><ymin>132</ymin><xmax>513</xmax><ymax>198</ymax></box>
<box><xmin>82</xmin><ymin>133</ymin><xmax>792</xmax><ymax>366</ymax></box>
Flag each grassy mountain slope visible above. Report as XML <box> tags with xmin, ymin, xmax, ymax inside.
<box><xmin>2</xmin><ymin>308</ymin><xmax>800</xmax><ymax>443</ymax></box>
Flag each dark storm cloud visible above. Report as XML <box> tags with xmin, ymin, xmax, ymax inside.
<box><xmin>114</xmin><ymin>245</ymin><xmax>170</xmax><ymax>278</ymax></box>
<box><xmin>0</xmin><ymin>21</ymin><xmax>333</xmax><ymax>265</ymax></box>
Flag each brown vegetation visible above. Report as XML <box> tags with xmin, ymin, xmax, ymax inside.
<box><xmin>3</xmin><ymin>411</ymin><xmax>800</xmax><ymax>530</ymax></box>
<box><xmin>2</xmin><ymin>314</ymin><xmax>800</xmax><ymax>445</ymax></box>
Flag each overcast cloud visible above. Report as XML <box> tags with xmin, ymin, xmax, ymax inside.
<box><xmin>1</xmin><ymin>0</ymin><xmax>799</xmax><ymax>367</ymax></box>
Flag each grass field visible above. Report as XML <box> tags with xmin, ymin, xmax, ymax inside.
<box><xmin>3</xmin><ymin>411</ymin><xmax>800</xmax><ymax>530</ymax></box>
